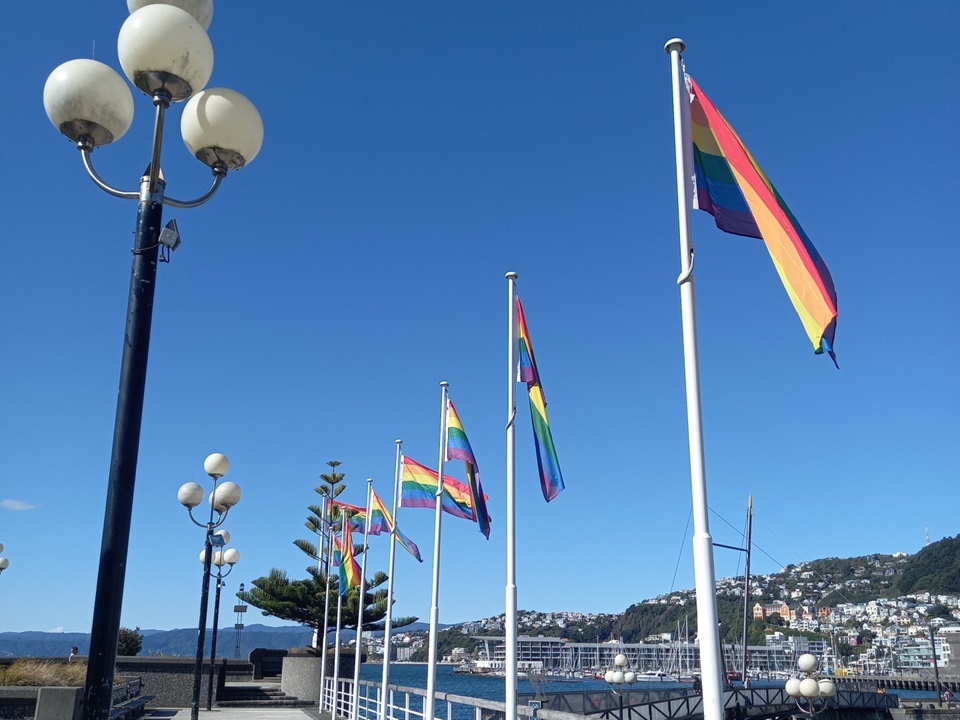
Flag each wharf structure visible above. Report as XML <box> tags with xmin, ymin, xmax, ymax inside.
<box><xmin>459</xmin><ymin>629</ymin><xmax>960</xmax><ymax>677</ymax></box>
<box><xmin>466</xmin><ymin>635</ymin><xmax>831</xmax><ymax>675</ymax></box>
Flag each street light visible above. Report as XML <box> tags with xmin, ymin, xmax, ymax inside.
<box><xmin>200</xmin><ymin>533</ymin><xmax>240</xmax><ymax>711</ymax></box>
<box><xmin>604</xmin><ymin>654</ymin><xmax>637</xmax><ymax>720</ymax></box>
<box><xmin>179</xmin><ymin>452</ymin><xmax>242</xmax><ymax>720</ymax></box>
<box><xmin>784</xmin><ymin>653</ymin><xmax>836</xmax><ymax>717</ymax></box>
<box><xmin>43</xmin><ymin>4</ymin><xmax>262</xmax><ymax>719</ymax></box>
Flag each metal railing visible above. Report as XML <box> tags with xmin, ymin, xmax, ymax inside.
<box><xmin>320</xmin><ymin>679</ymin><xmax>899</xmax><ymax>720</ymax></box>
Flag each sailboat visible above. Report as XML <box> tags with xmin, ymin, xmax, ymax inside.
<box><xmin>677</xmin><ymin>617</ymin><xmax>699</xmax><ymax>683</ymax></box>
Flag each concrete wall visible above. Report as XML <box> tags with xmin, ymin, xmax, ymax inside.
<box><xmin>0</xmin><ymin>658</ymin><xmax>245</xmax><ymax>714</ymax></box>
<box><xmin>34</xmin><ymin>688</ymin><xmax>82</xmax><ymax>720</ymax></box>
<box><xmin>281</xmin><ymin>657</ymin><xmax>324</xmax><ymax>702</ymax></box>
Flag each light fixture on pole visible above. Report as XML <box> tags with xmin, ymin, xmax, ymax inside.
<box><xmin>179</xmin><ymin>452</ymin><xmax>242</xmax><ymax>720</ymax></box>
<box><xmin>200</xmin><ymin>534</ymin><xmax>239</xmax><ymax>711</ymax></box>
<box><xmin>784</xmin><ymin>653</ymin><xmax>836</xmax><ymax>717</ymax></box>
<box><xmin>43</xmin><ymin>4</ymin><xmax>261</xmax><ymax>719</ymax></box>
<box><xmin>0</xmin><ymin>543</ymin><xmax>8</xmax><ymax>576</ymax></box>
<box><xmin>604</xmin><ymin>653</ymin><xmax>637</xmax><ymax>720</ymax></box>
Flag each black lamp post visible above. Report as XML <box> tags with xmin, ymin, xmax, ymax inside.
<box><xmin>178</xmin><ymin>453</ymin><xmax>242</xmax><ymax>720</ymax></box>
<box><xmin>202</xmin><ymin>538</ymin><xmax>240</xmax><ymax>710</ymax></box>
<box><xmin>42</xmin><ymin>4</ymin><xmax>262</xmax><ymax>719</ymax></box>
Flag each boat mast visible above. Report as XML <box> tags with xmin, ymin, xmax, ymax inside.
<box><xmin>740</xmin><ymin>496</ymin><xmax>753</xmax><ymax>682</ymax></box>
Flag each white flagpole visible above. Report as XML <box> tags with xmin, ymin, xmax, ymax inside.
<box><xmin>664</xmin><ymin>38</ymin><xmax>724</xmax><ymax>720</ymax></box>
<box><xmin>352</xmin><ymin>479</ymin><xmax>374</xmax><ymax>720</ymax></box>
<box><xmin>333</xmin><ymin>580</ymin><xmax>344</xmax><ymax>717</ymax></box>
<box><xmin>378</xmin><ymin>440</ymin><xmax>403</xmax><ymax>720</ymax></box>
<box><xmin>504</xmin><ymin>272</ymin><xmax>519</xmax><ymax>720</ymax></box>
<box><xmin>313</xmin><ymin>496</ymin><xmax>327</xmax><ymax>650</ymax></box>
<box><xmin>318</xmin><ymin>497</ymin><xmax>335</xmax><ymax>712</ymax></box>
<box><xmin>424</xmin><ymin>381</ymin><xmax>449</xmax><ymax>720</ymax></box>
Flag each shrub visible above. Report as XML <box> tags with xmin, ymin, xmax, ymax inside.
<box><xmin>0</xmin><ymin>659</ymin><xmax>88</xmax><ymax>687</ymax></box>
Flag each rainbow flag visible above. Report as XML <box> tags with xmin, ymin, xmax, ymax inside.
<box><xmin>394</xmin><ymin>525</ymin><xmax>423</xmax><ymax>562</ymax></box>
<box><xmin>368</xmin><ymin>490</ymin><xmax>393</xmax><ymax>536</ymax></box>
<box><xmin>687</xmin><ymin>75</ymin><xmax>838</xmax><ymax>363</ymax></box>
<box><xmin>517</xmin><ymin>297</ymin><xmax>564</xmax><ymax>502</ymax></box>
<box><xmin>330</xmin><ymin>535</ymin><xmax>342</xmax><ymax>568</ymax></box>
<box><xmin>446</xmin><ymin>400</ymin><xmax>491</xmax><ymax>538</ymax></box>
<box><xmin>400</xmin><ymin>456</ymin><xmax>476</xmax><ymax>521</ymax></box>
<box><xmin>338</xmin><ymin>517</ymin><xmax>361</xmax><ymax>595</ymax></box>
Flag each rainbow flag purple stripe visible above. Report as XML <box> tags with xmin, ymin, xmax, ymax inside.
<box><xmin>394</xmin><ymin>526</ymin><xmax>422</xmax><ymax>562</ymax></box>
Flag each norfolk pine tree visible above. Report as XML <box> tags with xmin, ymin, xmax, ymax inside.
<box><xmin>238</xmin><ymin>461</ymin><xmax>416</xmax><ymax>649</ymax></box>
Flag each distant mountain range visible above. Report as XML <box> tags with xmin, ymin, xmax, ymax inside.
<box><xmin>8</xmin><ymin>536</ymin><xmax>960</xmax><ymax>660</ymax></box>
<box><xmin>0</xmin><ymin>622</ymin><xmax>437</xmax><ymax>659</ymax></box>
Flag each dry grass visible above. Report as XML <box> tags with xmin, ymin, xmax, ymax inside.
<box><xmin>0</xmin><ymin>659</ymin><xmax>88</xmax><ymax>687</ymax></box>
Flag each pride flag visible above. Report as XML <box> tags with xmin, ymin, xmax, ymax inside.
<box><xmin>368</xmin><ymin>491</ymin><xmax>393</xmax><ymax>536</ymax></box>
<box><xmin>517</xmin><ymin>297</ymin><xmax>564</xmax><ymax>502</ymax></box>
<box><xmin>446</xmin><ymin>401</ymin><xmax>491</xmax><ymax>538</ymax></box>
<box><xmin>330</xmin><ymin>535</ymin><xmax>342</xmax><ymax>568</ymax></box>
<box><xmin>400</xmin><ymin>456</ymin><xmax>477</xmax><ymax>521</ymax></box>
<box><xmin>338</xmin><ymin>517</ymin><xmax>361</xmax><ymax>595</ymax></box>
<box><xmin>687</xmin><ymin>75</ymin><xmax>838</xmax><ymax>363</ymax></box>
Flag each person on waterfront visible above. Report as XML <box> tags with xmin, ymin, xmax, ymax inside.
<box><xmin>68</xmin><ymin>646</ymin><xmax>79</xmax><ymax>661</ymax></box>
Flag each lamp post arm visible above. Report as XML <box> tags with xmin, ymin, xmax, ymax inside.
<box><xmin>78</xmin><ymin>144</ymin><xmax>139</xmax><ymax>200</ymax></box>
<box><xmin>164</xmin><ymin>167</ymin><xmax>226</xmax><ymax>208</ymax></box>
<box><xmin>212</xmin><ymin>507</ymin><xmax>231</xmax><ymax>529</ymax></box>
<box><xmin>185</xmin><ymin>508</ymin><xmax>208</xmax><ymax>529</ymax></box>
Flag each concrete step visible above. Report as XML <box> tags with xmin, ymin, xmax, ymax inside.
<box><xmin>217</xmin><ymin>684</ymin><xmax>312</xmax><ymax>709</ymax></box>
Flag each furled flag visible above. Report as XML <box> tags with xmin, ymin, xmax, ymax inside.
<box><xmin>686</xmin><ymin>74</ymin><xmax>838</xmax><ymax>364</ymax></box>
<box><xmin>446</xmin><ymin>400</ymin><xmax>491</xmax><ymax>539</ymax></box>
<box><xmin>400</xmin><ymin>456</ymin><xmax>480</xmax><ymax>521</ymax></box>
<box><xmin>338</xmin><ymin>514</ymin><xmax>362</xmax><ymax>595</ymax></box>
<box><xmin>516</xmin><ymin>296</ymin><xmax>565</xmax><ymax>502</ymax></box>
<box><xmin>330</xmin><ymin>535</ymin><xmax>342</xmax><ymax>569</ymax></box>
<box><xmin>370</xmin><ymin>489</ymin><xmax>423</xmax><ymax>562</ymax></box>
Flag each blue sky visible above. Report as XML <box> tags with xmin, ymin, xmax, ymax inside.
<box><xmin>1</xmin><ymin>1</ymin><xmax>958</xmax><ymax>636</ymax></box>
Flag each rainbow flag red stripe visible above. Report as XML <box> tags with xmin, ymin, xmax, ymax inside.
<box><xmin>688</xmin><ymin>75</ymin><xmax>838</xmax><ymax>363</ymax></box>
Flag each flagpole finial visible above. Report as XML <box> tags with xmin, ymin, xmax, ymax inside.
<box><xmin>395</xmin><ymin>439</ymin><xmax>402</xmax><ymax>445</ymax></box>
<box><xmin>505</xmin><ymin>271</ymin><xmax>518</xmax><ymax>280</ymax></box>
<box><xmin>440</xmin><ymin>380</ymin><xmax>448</xmax><ymax>388</ymax></box>
<box><xmin>664</xmin><ymin>38</ymin><xmax>685</xmax><ymax>55</ymax></box>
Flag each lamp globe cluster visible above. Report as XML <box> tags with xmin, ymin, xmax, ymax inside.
<box><xmin>785</xmin><ymin>653</ymin><xmax>836</xmax><ymax>715</ymax></box>
<box><xmin>43</xmin><ymin>0</ymin><xmax>262</xmax><ymax>169</ymax></box>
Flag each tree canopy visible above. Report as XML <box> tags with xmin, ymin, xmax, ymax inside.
<box><xmin>238</xmin><ymin>461</ymin><xmax>417</xmax><ymax>643</ymax></box>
